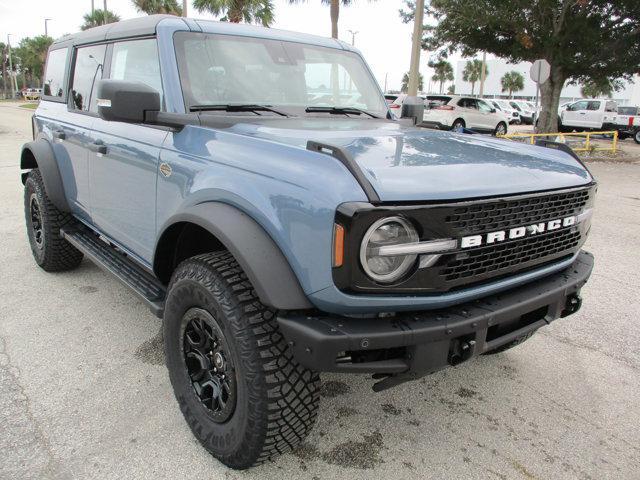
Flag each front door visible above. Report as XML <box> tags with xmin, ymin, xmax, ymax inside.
<box><xmin>562</xmin><ymin>100</ymin><xmax>589</xmax><ymax>128</ymax></box>
<box><xmin>88</xmin><ymin>38</ymin><xmax>167</xmax><ymax>264</ymax></box>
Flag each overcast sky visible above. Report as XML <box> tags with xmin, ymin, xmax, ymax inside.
<box><xmin>0</xmin><ymin>0</ymin><xmax>454</xmax><ymax>91</ymax></box>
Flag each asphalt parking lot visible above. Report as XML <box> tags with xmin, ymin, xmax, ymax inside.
<box><xmin>1</xmin><ymin>102</ymin><xmax>639</xmax><ymax>480</ymax></box>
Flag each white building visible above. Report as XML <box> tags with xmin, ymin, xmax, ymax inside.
<box><xmin>453</xmin><ymin>59</ymin><xmax>639</xmax><ymax>106</ymax></box>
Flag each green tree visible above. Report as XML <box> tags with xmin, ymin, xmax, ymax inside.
<box><xmin>579</xmin><ymin>78</ymin><xmax>622</xmax><ymax>98</ymax></box>
<box><xmin>14</xmin><ymin>36</ymin><xmax>53</xmax><ymax>87</ymax></box>
<box><xmin>500</xmin><ymin>71</ymin><xmax>524</xmax><ymax>98</ymax></box>
<box><xmin>193</xmin><ymin>0</ymin><xmax>274</xmax><ymax>26</ymax></box>
<box><xmin>81</xmin><ymin>9</ymin><xmax>121</xmax><ymax>30</ymax></box>
<box><xmin>290</xmin><ymin>1</ymin><xmax>376</xmax><ymax>39</ymax></box>
<box><xmin>401</xmin><ymin>71</ymin><xmax>423</xmax><ymax>93</ymax></box>
<box><xmin>416</xmin><ymin>0</ymin><xmax>640</xmax><ymax>133</ymax></box>
<box><xmin>447</xmin><ymin>84</ymin><xmax>455</xmax><ymax>94</ymax></box>
<box><xmin>462</xmin><ymin>59</ymin><xmax>487</xmax><ymax>95</ymax></box>
<box><xmin>132</xmin><ymin>0</ymin><xmax>183</xmax><ymax>15</ymax></box>
<box><xmin>429</xmin><ymin>59</ymin><xmax>453</xmax><ymax>94</ymax></box>
<box><xmin>0</xmin><ymin>42</ymin><xmax>8</xmax><ymax>97</ymax></box>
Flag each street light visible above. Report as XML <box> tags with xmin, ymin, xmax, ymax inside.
<box><xmin>402</xmin><ymin>0</ymin><xmax>426</xmax><ymax>124</ymax></box>
<box><xmin>7</xmin><ymin>34</ymin><xmax>17</xmax><ymax>99</ymax></box>
<box><xmin>348</xmin><ymin>30</ymin><xmax>358</xmax><ymax>46</ymax></box>
<box><xmin>45</xmin><ymin>18</ymin><xmax>52</xmax><ymax>37</ymax></box>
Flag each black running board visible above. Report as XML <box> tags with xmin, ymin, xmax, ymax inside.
<box><xmin>61</xmin><ymin>227</ymin><xmax>166</xmax><ymax>317</ymax></box>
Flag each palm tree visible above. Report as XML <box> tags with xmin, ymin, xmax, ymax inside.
<box><xmin>462</xmin><ymin>59</ymin><xmax>488</xmax><ymax>96</ymax></box>
<box><xmin>500</xmin><ymin>71</ymin><xmax>524</xmax><ymax>98</ymax></box>
<box><xmin>14</xmin><ymin>36</ymin><xmax>53</xmax><ymax>86</ymax></box>
<box><xmin>289</xmin><ymin>1</ymin><xmax>375</xmax><ymax>39</ymax></box>
<box><xmin>401</xmin><ymin>71</ymin><xmax>423</xmax><ymax>93</ymax></box>
<box><xmin>132</xmin><ymin>0</ymin><xmax>183</xmax><ymax>15</ymax></box>
<box><xmin>429</xmin><ymin>59</ymin><xmax>454</xmax><ymax>94</ymax></box>
<box><xmin>81</xmin><ymin>9</ymin><xmax>121</xmax><ymax>30</ymax></box>
<box><xmin>193</xmin><ymin>0</ymin><xmax>274</xmax><ymax>26</ymax></box>
<box><xmin>580</xmin><ymin>79</ymin><xmax>618</xmax><ymax>99</ymax></box>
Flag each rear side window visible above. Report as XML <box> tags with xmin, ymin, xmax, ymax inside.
<box><xmin>586</xmin><ymin>101</ymin><xmax>601</xmax><ymax>111</ymax></box>
<box><xmin>43</xmin><ymin>48</ymin><xmax>68</xmax><ymax>99</ymax></box>
<box><xmin>71</xmin><ymin>44</ymin><xmax>107</xmax><ymax>113</ymax></box>
<box><xmin>109</xmin><ymin>39</ymin><xmax>164</xmax><ymax>107</ymax></box>
<box><xmin>605</xmin><ymin>101</ymin><xmax>617</xmax><ymax>113</ymax></box>
<box><xmin>458</xmin><ymin>98</ymin><xmax>476</xmax><ymax>109</ymax></box>
<box><xmin>426</xmin><ymin>96</ymin><xmax>451</xmax><ymax>109</ymax></box>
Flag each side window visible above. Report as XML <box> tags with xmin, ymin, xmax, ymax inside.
<box><xmin>586</xmin><ymin>101</ymin><xmax>601</xmax><ymax>111</ymax></box>
<box><xmin>509</xmin><ymin>101</ymin><xmax>521</xmax><ymax>111</ymax></box>
<box><xmin>605</xmin><ymin>101</ymin><xmax>617</xmax><ymax>113</ymax></box>
<box><xmin>110</xmin><ymin>39</ymin><xmax>164</xmax><ymax>108</ymax></box>
<box><xmin>43</xmin><ymin>48</ymin><xmax>68</xmax><ymax>99</ymax></box>
<box><xmin>458</xmin><ymin>98</ymin><xmax>476</xmax><ymax>109</ymax></box>
<box><xmin>71</xmin><ymin>44</ymin><xmax>107</xmax><ymax>113</ymax></box>
<box><xmin>570</xmin><ymin>101</ymin><xmax>588</xmax><ymax>111</ymax></box>
<box><xmin>477</xmin><ymin>100</ymin><xmax>492</xmax><ymax>112</ymax></box>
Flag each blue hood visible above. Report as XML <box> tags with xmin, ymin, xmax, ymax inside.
<box><xmin>224</xmin><ymin>118</ymin><xmax>593</xmax><ymax>201</ymax></box>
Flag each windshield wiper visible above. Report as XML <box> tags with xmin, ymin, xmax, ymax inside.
<box><xmin>190</xmin><ymin>104</ymin><xmax>289</xmax><ymax>117</ymax></box>
<box><xmin>304</xmin><ymin>106</ymin><xmax>380</xmax><ymax>118</ymax></box>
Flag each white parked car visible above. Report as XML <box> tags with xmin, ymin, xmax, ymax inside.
<box><xmin>509</xmin><ymin>100</ymin><xmax>536</xmax><ymax>124</ymax></box>
<box><xmin>422</xmin><ymin>95</ymin><xmax>509</xmax><ymax>135</ymax></box>
<box><xmin>559</xmin><ymin>98</ymin><xmax>618</xmax><ymax>131</ymax></box>
<box><xmin>488</xmin><ymin>99</ymin><xmax>521</xmax><ymax>124</ymax></box>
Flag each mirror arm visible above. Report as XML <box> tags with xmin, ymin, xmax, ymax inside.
<box><xmin>144</xmin><ymin>111</ymin><xmax>200</xmax><ymax>129</ymax></box>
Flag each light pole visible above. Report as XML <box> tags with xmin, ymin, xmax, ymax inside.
<box><xmin>45</xmin><ymin>18</ymin><xmax>52</xmax><ymax>37</ymax></box>
<box><xmin>402</xmin><ymin>0</ymin><xmax>425</xmax><ymax>124</ymax></box>
<box><xmin>479</xmin><ymin>51</ymin><xmax>487</xmax><ymax>97</ymax></box>
<box><xmin>183</xmin><ymin>0</ymin><xmax>188</xmax><ymax>17</ymax></box>
<box><xmin>7</xmin><ymin>34</ymin><xmax>16</xmax><ymax>99</ymax></box>
<box><xmin>348</xmin><ymin>30</ymin><xmax>358</xmax><ymax>46</ymax></box>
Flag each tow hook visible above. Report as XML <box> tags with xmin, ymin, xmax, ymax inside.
<box><xmin>561</xmin><ymin>294</ymin><xmax>582</xmax><ymax>317</ymax></box>
<box><xmin>448</xmin><ymin>337</ymin><xmax>477</xmax><ymax>366</ymax></box>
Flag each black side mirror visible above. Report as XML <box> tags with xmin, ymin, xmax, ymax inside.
<box><xmin>490</xmin><ymin>108</ymin><xmax>496</xmax><ymax>113</ymax></box>
<box><xmin>96</xmin><ymin>79</ymin><xmax>160</xmax><ymax>124</ymax></box>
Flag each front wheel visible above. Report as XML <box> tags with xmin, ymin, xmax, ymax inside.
<box><xmin>24</xmin><ymin>169</ymin><xmax>83</xmax><ymax>271</ymax></box>
<box><xmin>164</xmin><ymin>251</ymin><xmax>320</xmax><ymax>469</ymax></box>
<box><xmin>451</xmin><ymin>119</ymin><xmax>465</xmax><ymax>132</ymax></box>
<box><xmin>634</xmin><ymin>129</ymin><xmax>640</xmax><ymax>144</ymax></box>
<box><xmin>494</xmin><ymin>122</ymin><xmax>507</xmax><ymax>136</ymax></box>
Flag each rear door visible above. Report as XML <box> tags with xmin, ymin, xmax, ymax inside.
<box><xmin>88</xmin><ymin>38</ymin><xmax>167</xmax><ymax>263</ymax></box>
<box><xmin>457</xmin><ymin>98</ymin><xmax>482</xmax><ymax>129</ymax></box>
<box><xmin>584</xmin><ymin>100</ymin><xmax>602</xmax><ymax>129</ymax></box>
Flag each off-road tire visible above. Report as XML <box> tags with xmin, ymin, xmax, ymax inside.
<box><xmin>163</xmin><ymin>251</ymin><xmax>320</xmax><ymax>469</ymax></box>
<box><xmin>24</xmin><ymin>169</ymin><xmax>83</xmax><ymax>271</ymax></box>
<box><xmin>483</xmin><ymin>331</ymin><xmax>536</xmax><ymax>355</ymax></box>
<box><xmin>634</xmin><ymin>129</ymin><xmax>640</xmax><ymax>145</ymax></box>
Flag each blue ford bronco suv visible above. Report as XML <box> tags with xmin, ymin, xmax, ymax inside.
<box><xmin>22</xmin><ymin>15</ymin><xmax>595</xmax><ymax>469</ymax></box>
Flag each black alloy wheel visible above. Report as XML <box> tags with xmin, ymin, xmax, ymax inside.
<box><xmin>182</xmin><ymin>307</ymin><xmax>236</xmax><ymax>423</ymax></box>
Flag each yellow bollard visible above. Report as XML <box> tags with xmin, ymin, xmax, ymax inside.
<box><xmin>585</xmin><ymin>132</ymin><xmax>590</xmax><ymax>152</ymax></box>
<box><xmin>612</xmin><ymin>131</ymin><xmax>618</xmax><ymax>153</ymax></box>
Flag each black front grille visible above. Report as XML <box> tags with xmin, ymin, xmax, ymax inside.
<box><xmin>440</xmin><ymin>229</ymin><xmax>582</xmax><ymax>286</ymax></box>
<box><xmin>445</xmin><ymin>188</ymin><xmax>590</xmax><ymax>236</ymax></box>
<box><xmin>334</xmin><ymin>185</ymin><xmax>595</xmax><ymax>295</ymax></box>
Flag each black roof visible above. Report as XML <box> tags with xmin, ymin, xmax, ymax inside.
<box><xmin>52</xmin><ymin>14</ymin><xmax>182</xmax><ymax>47</ymax></box>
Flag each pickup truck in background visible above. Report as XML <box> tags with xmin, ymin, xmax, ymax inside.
<box><xmin>559</xmin><ymin>99</ymin><xmax>618</xmax><ymax>132</ymax></box>
<box><xmin>615</xmin><ymin>106</ymin><xmax>640</xmax><ymax>144</ymax></box>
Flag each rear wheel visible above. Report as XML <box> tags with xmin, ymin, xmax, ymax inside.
<box><xmin>164</xmin><ymin>251</ymin><xmax>320</xmax><ymax>469</ymax></box>
<box><xmin>451</xmin><ymin>118</ymin><xmax>465</xmax><ymax>131</ymax></box>
<box><xmin>24</xmin><ymin>169</ymin><xmax>83</xmax><ymax>271</ymax></box>
<box><xmin>634</xmin><ymin>129</ymin><xmax>640</xmax><ymax>144</ymax></box>
<box><xmin>494</xmin><ymin>122</ymin><xmax>507</xmax><ymax>136</ymax></box>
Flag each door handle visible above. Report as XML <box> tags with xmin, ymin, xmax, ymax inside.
<box><xmin>89</xmin><ymin>141</ymin><xmax>107</xmax><ymax>155</ymax></box>
<box><xmin>52</xmin><ymin>130</ymin><xmax>65</xmax><ymax>140</ymax></box>
<box><xmin>579</xmin><ymin>112</ymin><xmax>586</xmax><ymax>115</ymax></box>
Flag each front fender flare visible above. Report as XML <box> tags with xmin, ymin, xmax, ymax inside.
<box><xmin>20</xmin><ymin>139</ymin><xmax>70</xmax><ymax>212</ymax></box>
<box><xmin>155</xmin><ymin>202</ymin><xmax>313</xmax><ymax>310</ymax></box>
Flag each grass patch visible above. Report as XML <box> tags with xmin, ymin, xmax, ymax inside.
<box><xmin>20</xmin><ymin>103</ymin><xmax>39</xmax><ymax>110</ymax></box>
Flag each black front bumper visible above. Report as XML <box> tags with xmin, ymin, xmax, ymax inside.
<box><xmin>278</xmin><ymin>251</ymin><xmax>593</xmax><ymax>389</ymax></box>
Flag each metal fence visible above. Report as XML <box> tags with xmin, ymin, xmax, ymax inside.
<box><xmin>499</xmin><ymin>131</ymin><xmax>619</xmax><ymax>154</ymax></box>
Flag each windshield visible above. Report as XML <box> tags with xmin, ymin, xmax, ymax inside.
<box><xmin>174</xmin><ymin>32</ymin><xmax>387</xmax><ymax>117</ymax></box>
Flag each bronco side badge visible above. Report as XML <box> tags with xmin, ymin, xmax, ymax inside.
<box><xmin>159</xmin><ymin>163</ymin><xmax>172</xmax><ymax>178</ymax></box>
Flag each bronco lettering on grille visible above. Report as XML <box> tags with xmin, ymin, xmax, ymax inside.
<box><xmin>460</xmin><ymin>216</ymin><xmax>577</xmax><ymax>249</ymax></box>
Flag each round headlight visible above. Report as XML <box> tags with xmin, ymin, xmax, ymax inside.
<box><xmin>359</xmin><ymin>216</ymin><xmax>419</xmax><ymax>283</ymax></box>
